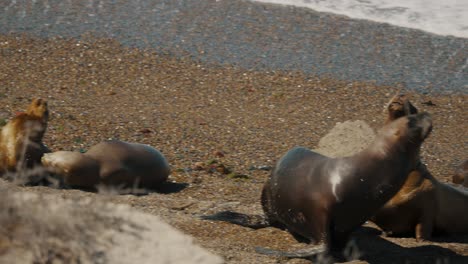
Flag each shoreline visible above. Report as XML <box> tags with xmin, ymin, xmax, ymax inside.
<box><xmin>1</xmin><ymin>0</ymin><xmax>467</xmax><ymax>93</ymax></box>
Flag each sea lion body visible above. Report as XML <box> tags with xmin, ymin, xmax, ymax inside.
<box><xmin>261</xmin><ymin>112</ymin><xmax>433</xmax><ymax>253</ymax></box>
<box><xmin>371</xmin><ymin>164</ymin><xmax>468</xmax><ymax>239</ymax></box>
<box><xmin>0</xmin><ymin>98</ymin><xmax>49</xmax><ymax>174</ymax></box>
<box><xmin>42</xmin><ymin>140</ymin><xmax>170</xmax><ymax>189</ymax></box>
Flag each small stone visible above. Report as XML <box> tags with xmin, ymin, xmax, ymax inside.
<box><xmin>192</xmin><ymin>162</ymin><xmax>206</xmax><ymax>171</ymax></box>
<box><xmin>212</xmin><ymin>150</ymin><xmax>225</xmax><ymax>158</ymax></box>
<box><xmin>227</xmin><ymin>173</ymin><xmax>250</xmax><ymax>180</ymax></box>
<box><xmin>215</xmin><ymin>164</ymin><xmax>231</xmax><ymax>174</ymax></box>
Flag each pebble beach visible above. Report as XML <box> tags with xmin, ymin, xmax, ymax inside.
<box><xmin>0</xmin><ymin>0</ymin><xmax>467</xmax><ymax>263</ymax></box>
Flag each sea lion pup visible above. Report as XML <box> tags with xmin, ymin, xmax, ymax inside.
<box><xmin>41</xmin><ymin>140</ymin><xmax>171</xmax><ymax>190</ymax></box>
<box><xmin>203</xmin><ymin>112</ymin><xmax>433</xmax><ymax>258</ymax></box>
<box><xmin>0</xmin><ymin>98</ymin><xmax>50</xmax><ymax>174</ymax></box>
<box><xmin>371</xmin><ymin>97</ymin><xmax>468</xmax><ymax>240</ymax></box>
<box><xmin>452</xmin><ymin>160</ymin><xmax>468</xmax><ymax>187</ymax></box>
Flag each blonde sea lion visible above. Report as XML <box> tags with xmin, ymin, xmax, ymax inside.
<box><xmin>203</xmin><ymin>111</ymin><xmax>433</xmax><ymax>259</ymax></box>
<box><xmin>371</xmin><ymin>95</ymin><xmax>468</xmax><ymax>240</ymax></box>
<box><xmin>41</xmin><ymin>140</ymin><xmax>171</xmax><ymax>190</ymax></box>
<box><xmin>0</xmin><ymin>98</ymin><xmax>50</xmax><ymax>174</ymax></box>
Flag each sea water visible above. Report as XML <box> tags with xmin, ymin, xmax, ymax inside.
<box><xmin>0</xmin><ymin>0</ymin><xmax>466</xmax><ymax>92</ymax></box>
<box><xmin>253</xmin><ymin>0</ymin><xmax>468</xmax><ymax>38</ymax></box>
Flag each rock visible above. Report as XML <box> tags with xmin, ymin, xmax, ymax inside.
<box><xmin>314</xmin><ymin>120</ymin><xmax>375</xmax><ymax>158</ymax></box>
<box><xmin>0</xmin><ymin>187</ymin><xmax>223</xmax><ymax>264</ymax></box>
<box><xmin>192</xmin><ymin>162</ymin><xmax>206</xmax><ymax>171</ymax></box>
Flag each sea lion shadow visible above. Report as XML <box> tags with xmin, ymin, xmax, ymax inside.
<box><xmin>66</xmin><ymin>181</ymin><xmax>189</xmax><ymax>196</ymax></box>
<box><xmin>152</xmin><ymin>181</ymin><xmax>189</xmax><ymax>194</ymax></box>
<box><xmin>92</xmin><ymin>181</ymin><xmax>189</xmax><ymax>196</ymax></box>
<box><xmin>428</xmin><ymin>234</ymin><xmax>468</xmax><ymax>244</ymax></box>
<box><xmin>354</xmin><ymin>226</ymin><xmax>468</xmax><ymax>264</ymax></box>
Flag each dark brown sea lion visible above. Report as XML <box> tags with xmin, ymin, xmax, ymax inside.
<box><xmin>203</xmin><ymin>111</ymin><xmax>433</xmax><ymax>258</ymax></box>
<box><xmin>261</xmin><ymin>112</ymin><xmax>432</xmax><ymax>253</ymax></box>
<box><xmin>41</xmin><ymin>140</ymin><xmax>170</xmax><ymax>190</ymax></box>
<box><xmin>452</xmin><ymin>160</ymin><xmax>468</xmax><ymax>187</ymax></box>
<box><xmin>0</xmin><ymin>98</ymin><xmax>50</xmax><ymax>174</ymax></box>
<box><xmin>371</xmin><ymin>95</ymin><xmax>468</xmax><ymax>240</ymax></box>
<box><xmin>371</xmin><ymin>163</ymin><xmax>468</xmax><ymax>240</ymax></box>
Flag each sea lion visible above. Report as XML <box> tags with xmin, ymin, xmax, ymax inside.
<box><xmin>371</xmin><ymin>163</ymin><xmax>468</xmax><ymax>240</ymax></box>
<box><xmin>203</xmin><ymin>111</ymin><xmax>433</xmax><ymax>258</ymax></box>
<box><xmin>0</xmin><ymin>98</ymin><xmax>50</xmax><ymax>174</ymax></box>
<box><xmin>41</xmin><ymin>140</ymin><xmax>171</xmax><ymax>190</ymax></box>
<box><xmin>371</xmin><ymin>96</ymin><xmax>468</xmax><ymax>240</ymax></box>
<box><xmin>452</xmin><ymin>160</ymin><xmax>468</xmax><ymax>187</ymax></box>
<box><xmin>261</xmin><ymin>112</ymin><xmax>432</xmax><ymax>253</ymax></box>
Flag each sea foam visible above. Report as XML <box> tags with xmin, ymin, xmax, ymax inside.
<box><xmin>253</xmin><ymin>0</ymin><xmax>468</xmax><ymax>38</ymax></box>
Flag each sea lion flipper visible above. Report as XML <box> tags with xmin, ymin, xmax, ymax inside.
<box><xmin>200</xmin><ymin>211</ymin><xmax>269</xmax><ymax>229</ymax></box>
<box><xmin>254</xmin><ymin>244</ymin><xmax>326</xmax><ymax>258</ymax></box>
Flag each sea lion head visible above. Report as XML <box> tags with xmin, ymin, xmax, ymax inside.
<box><xmin>377</xmin><ymin>112</ymin><xmax>432</xmax><ymax>156</ymax></box>
<box><xmin>22</xmin><ymin>98</ymin><xmax>49</xmax><ymax>142</ymax></box>
<box><xmin>406</xmin><ymin>112</ymin><xmax>433</xmax><ymax>141</ymax></box>
<box><xmin>41</xmin><ymin>151</ymin><xmax>100</xmax><ymax>187</ymax></box>
<box><xmin>26</xmin><ymin>98</ymin><xmax>49</xmax><ymax>121</ymax></box>
<box><xmin>385</xmin><ymin>93</ymin><xmax>418</xmax><ymax>123</ymax></box>
<box><xmin>41</xmin><ymin>151</ymin><xmax>86</xmax><ymax>175</ymax></box>
<box><xmin>392</xmin><ymin>112</ymin><xmax>432</xmax><ymax>142</ymax></box>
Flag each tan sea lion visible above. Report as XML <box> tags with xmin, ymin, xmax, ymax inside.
<box><xmin>371</xmin><ymin>95</ymin><xmax>468</xmax><ymax>240</ymax></box>
<box><xmin>452</xmin><ymin>160</ymin><xmax>468</xmax><ymax>187</ymax></box>
<box><xmin>203</xmin><ymin>111</ymin><xmax>433</xmax><ymax>259</ymax></box>
<box><xmin>41</xmin><ymin>140</ymin><xmax>171</xmax><ymax>190</ymax></box>
<box><xmin>0</xmin><ymin>98</ymin><xmax>50</xmax><ymax>174</ymax></box>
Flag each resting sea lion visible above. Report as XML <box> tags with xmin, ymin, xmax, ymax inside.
<box><xmin>41</xmin><ymin>140</ymin><xmax>170</xmax><ymax>190</ymax></box>
<box><xmin>452</xmin><ymin>160</ymin><xmax>468</xmax><ymax>187</ymax></box>
<box><xmin>0</xmin><ymin>98</ymin><xmax>50</xmax><ymax>174</ymax></box>
<box><xmin>371</xmin><ymin>95</ymin><xmax>468</xmax><ymax>240</ymax></box>
<box><xmin>203</xmin><ymin>111</ymin><xmax>433</xmax><ymax>258</ymax></box>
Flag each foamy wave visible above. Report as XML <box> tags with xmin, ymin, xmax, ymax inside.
<box><xmin>253</xmin><ymin>0</ymin><xmax>468</xmax><ymax>38</ymax></box>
